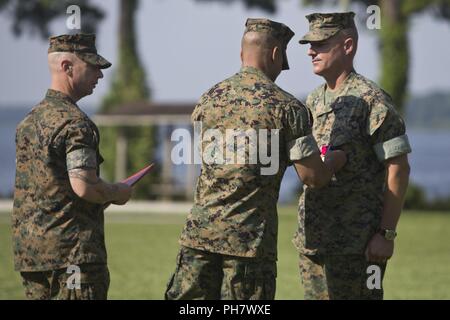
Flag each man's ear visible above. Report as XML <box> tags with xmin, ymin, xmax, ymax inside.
<box><xmin>61</xmin><ymin>60</ymin><xmax>73</xmax><ymax>76</ymax></box>
<box><xmin>272</xmin><ymin>46</ymin><xmax>280</xmax><ymax>62</ymax></box>
<box><xmin>344</xmin><ymin>38</ymin><xmax>354</xmax><ymax>56</ymax></box>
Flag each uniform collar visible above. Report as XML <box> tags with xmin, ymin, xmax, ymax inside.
<box><xmin>46</xmin><ymin>89</ymin><xmax>76</xmax><ymax>105</ymax></box>
<box><xmin>325</xmin><ymin>70</ymin><xmax>358</xmax><ymax>97</ymax></box>
<box><xmin>315</xmin><ymin>70</ymin><xmax>358</xmax><ymax>116</ymax></box>
<box><xmin>240</xmin><ymin>66</ymin><xmax>272</xmax><ymax>82</ymax></box>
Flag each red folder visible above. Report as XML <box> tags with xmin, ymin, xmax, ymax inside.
<box><xmin>121</xmin><ymin>163</ymin><xmax>155</xmax><ymax>186</ymax></box>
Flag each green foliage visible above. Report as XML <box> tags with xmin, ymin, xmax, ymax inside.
<box><xmin>124</xmin><ymin>126</ymin><xmax>159</xmax><ymax>199</ymax></box>
<box><xmin>99</xmin><ymin>126</ymin><xmax>159</xmax><ymax>200</ymax></box>
<box><xmin>402</xmin><ymin>0</ymin><xmax>450</xmax><ymax>16</ymax></box>
<box><xmin>404</xmin><ymin>183</ymin><xmax>450</xmax><ymax>212</ymax></box>
<box><xmin>404</xmin><ymin>182</ymin><xmax>428</xmax><ymax>210</ymax></box>
<box><xmin>99</xmin><ymin>0</ymin><xmax>158</xmax><ymax>199</ymax></box>
<box><xmin>98</xmin><ymin>125</ymin><xmax>160</xmax><ymax>199</ymax></box>
<box><xmin>99</xmin><ymin>125</ymin><xmax>158</xmax><ymax>199</ymax></box>
<box><xmin>379</xmin><ymin>12</ymin><xmax>409</xmax><ymax>113</ymax></box>
<box><xmin>100</xmin><ymin>65</ymin><xmax>149</xmax><ymax>113</ymax></box>
<box><xmin>426</xmin><ymin>198</ymin><xmax>450</xmax><ymax>211</ymax></box>
<box><xmin>98</xmin><ymin>126</ymin><xmax>117</xmax><ymax>182</ymax></box>
<box><xmin>434</xmin><ymin>0</ymin><xmax>450</xmax><ymax>19</ymax></box>
<box><xmin>100</xmin><ymin>0</ymin><xmax>149</xmax><ymax>112</ymax></box>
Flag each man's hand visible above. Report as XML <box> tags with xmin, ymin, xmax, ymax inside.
<box><xmin>365</xmin><ymin>233</ymin><xmax>394</xmax><ymax>263</ymax></box>
<box><xmin>364</xmin><ymin>154</ymin><xmax>410</xmax><ymax>263</ymax></box>
<box><xmin>294</xmin><ymin>149</ymin><xmax>347</xmax><ymax>188</ymax></box>
<box><xmin>111</xmin><ymin>183</ymin><xmax>132</xmax><ymax>205</ymax></box>
<box><xmin>69</xmin><ymin>168</ymin><xmax>132</xmax><ymax>205</ymax></box>
<box><xmin>324</xmin><ymin>150</ymin><xmax>347</xmax><ymax>173</ymax></box>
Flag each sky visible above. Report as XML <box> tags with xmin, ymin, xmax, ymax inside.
<box><xmin>0</xmin><ymin>0</ymin><xmax>449</xmax><ymax>109</ymax></box>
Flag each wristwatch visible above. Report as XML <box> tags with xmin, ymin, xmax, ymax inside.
<box><xmin>379</xmin><ymin>228</ymin><xmax>397</xmax><ymax>241</ymax></box>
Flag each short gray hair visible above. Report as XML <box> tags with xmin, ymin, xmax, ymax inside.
<box><xmin>340</xmin><ymin>27</ymin><xmax>358</xmax><ymax>56</ymax></box>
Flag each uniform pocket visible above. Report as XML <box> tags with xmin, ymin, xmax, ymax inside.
<box><xmin>164</xmin><ymin>248</ymin><xmax>185</xmax><ymax>299</ymax></box>
<box><xmin>231</xmin><ymin>260</ymin><xmax>276</xmax><ymax>300</ymax></box>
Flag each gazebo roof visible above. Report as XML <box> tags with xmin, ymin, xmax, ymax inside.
<box><xmin>93</xmin><ymin>101</ymin><xmax>196</xmax><ymax>126</ymax></box>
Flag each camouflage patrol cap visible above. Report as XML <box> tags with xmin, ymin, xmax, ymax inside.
<box><xmin>48</xmin><ymin>33</ymin><xmax>111</xmax><ymax>69</ymax></box>
<box><xmin>299</xmin><ymin>12</ymin><xmax>356</xmax><ymax>44</ymax></box>
<box><xmin>245</xmin><ymin>18</ymin><xmax>295</xmax><ymax>70</ymax></box>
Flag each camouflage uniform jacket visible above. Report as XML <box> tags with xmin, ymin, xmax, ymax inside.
<box><xmin>180</xmin><ymin>66</ymin><xmax>318</xmax><ymax>260</ymax></box>
<box><xmin>293</xmin><ymin>71</ymin><xmax>412</xmax><ymax>255</ymax></box>
<box><xmin>13</xmin><ymin>89</ymin><xmax>106</xmax><ymax>271</ymax></box>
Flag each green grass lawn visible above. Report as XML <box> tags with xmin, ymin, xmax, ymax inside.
<box><xmin>1</xmin><ymin>208</ymin><xmax>449</xmax><ymax>299</ymax></box>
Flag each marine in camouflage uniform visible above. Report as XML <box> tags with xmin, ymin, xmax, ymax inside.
<box><xmin>294</xmin><ymin>12</ymin><xmax>412</xmax><ymax>299</ymax></box>
<box><xmin>165</xmin><ymin>19</ymin><xmax>320</xmax><ymax>300</ymax></box>
<box><xmin>13</xmin><ymin>34</ymin><xmax>114</xmax><ymax>300</ymax></box>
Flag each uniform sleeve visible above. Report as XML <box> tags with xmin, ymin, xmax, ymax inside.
<box><xmin>191</xmin><ymin>91</ymin><xmax>211</xmax><ymax>123</ymax></box>
<box><xmin>283</xmin><ymin>100</ymin><xmax>319</xmax><ymax>161</ymax></box>
<box><xmin>368</xmin><ymin>100</ymin><xmax>412</xmax><ymax>162</ymax></box>
<box><xmin>305</xmin><ymin>92</ymin><xmax>315</xmax><ymax>111</ymax></box>
<box><xmin>64</xmin><ymin>119</ymin><xmax>98</xmax><ymax>170</ymax></box>
<box><xmin>191</xmin><ymin>104</ymin><xmax>202</xmax><ymax>123</ymax></box>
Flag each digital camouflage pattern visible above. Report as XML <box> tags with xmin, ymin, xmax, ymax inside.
<box><xmin>165</xmin><ymin>246</ymin><xmax>276</xmax><ymax>300</ymax></box>
<box><xmin>299</xmin><ymin>12</ymin><xmax>356</xmax><ymax>44</ymax></box>
<box><xmin>66</xmin><ymin>148</ymin><xmax>98</xmax><ymax>171</ymax></box>
<box><xmin>21</xmin><ymin>264</ymin><xmax>110</xmax><ymax>300</ymax></box>
<box><xmin>293</xmin><ymin>71</ymin><xmax>412</xmax><ymax>256</ymax></box>
<box><xmin>299</xmin><ymin>253</ymin><xmax>386</xmax><ymax>300</ymax></box>
<box><xmin>48</xmin><ymin>33</ymin><xmax>111</xmax><ymax>69</ymax></box>
<box><xmin>245</xmin><ymin>18</ymin><xmax>294</xmax><ymax>43</ymax></box>
<box><xmin>245</xmin><ymin>18</ymin><xmax>295</xmax><ymax>70</ymax></box>
<box><xmin>179</xmin><ymin>66</ymin><xmax>318</xmax><ymax>262</ymax></box>
<box><xmin>13</xmin><ymin>89</ymin><xmax>107</xmax><ymax>272</ymax></box>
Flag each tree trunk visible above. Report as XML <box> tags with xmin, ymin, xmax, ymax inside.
<box><xmin>99</xmin><ymin>0</ymin><xmax>158</xmax><ymax>200</ymax></box>
<box><xmin>379</xmin><ymin>0</ymin><xmax>409</xmax><ymax>113</ymax></box>
<box><xmin>101</xmin><ymin>0</ymin><xmax>149</xmax><ymax>110</ymax></box>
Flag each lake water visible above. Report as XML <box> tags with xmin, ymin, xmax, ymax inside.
<box><xmin>1</xmin><ymin>107</ymin><xmax>448</xmax><ymax>202</ymax></box>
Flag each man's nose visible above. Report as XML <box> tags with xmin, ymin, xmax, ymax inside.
<box><xmin>307</xmin><ymin>46</ymin><xmax>316</xmax><ymax>57</ymax></box>
<box><xmin>98</xmin><ymin>69</ymin><xmax>104</xmax><ymax>79</ymax></box>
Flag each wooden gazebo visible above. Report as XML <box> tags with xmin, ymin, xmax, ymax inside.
<box><xmin>93</xmin><ymin>102</ymin><xmax>198</xmax><ymax>200</ymax></box>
